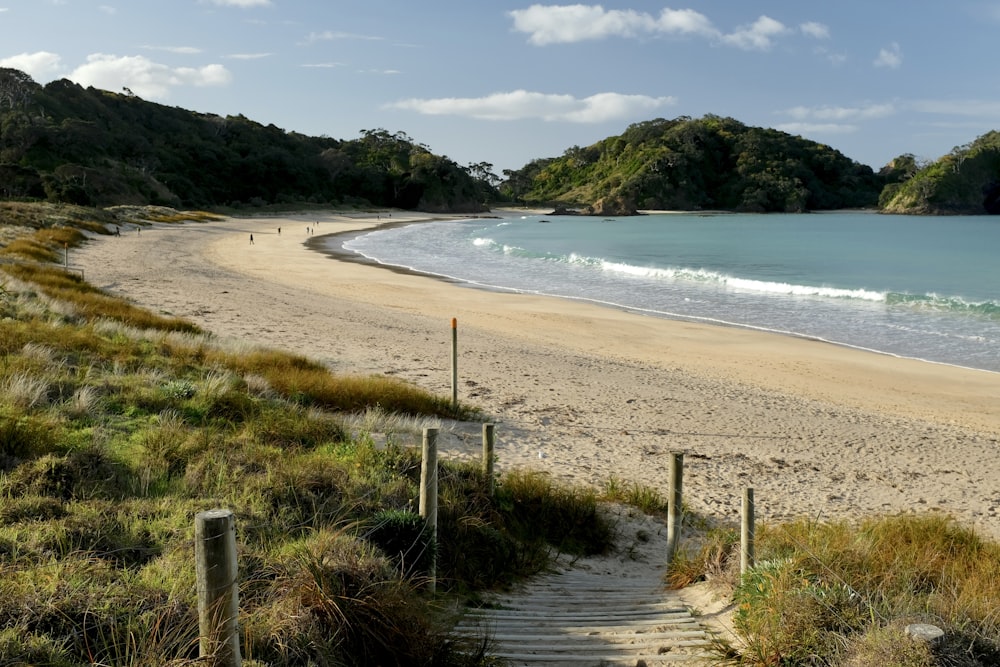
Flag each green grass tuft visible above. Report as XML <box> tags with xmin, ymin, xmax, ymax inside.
<box><xmin>732</xmin><ymin>514</ymin><xmax>1000</xmax><ymax>666</ymax></box>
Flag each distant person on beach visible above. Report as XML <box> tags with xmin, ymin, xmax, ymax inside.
<box><xmin>277</xmin><ymin>227</ymin><xmax>281</xmax><ymax>235</ymax></box>
<box><xmin>115</xmin><ymin>226</ymin><xmax>120</xmax><ymax>236</ymax></box>
<box><xmin>250</xmin><ymin>234</ymin><xmax>254</xmax><ymax>245</ymax></box>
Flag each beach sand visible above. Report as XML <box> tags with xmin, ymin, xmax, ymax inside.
<box><xmin>75</xmin><ymin>210</ymin><xmax>1000</xmax><ymax>540</ymax></box>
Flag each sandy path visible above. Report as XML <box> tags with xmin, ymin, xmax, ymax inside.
<box><xmin>74</xmin><ymin>211</ymin><xmax>1000</xmax><ymax>539</ymax></box>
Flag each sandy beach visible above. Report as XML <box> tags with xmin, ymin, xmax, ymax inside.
<box><xmin>75</xmin><ymin>211</ymin><xmax>1000</xmax><ymax>539</ymax></box>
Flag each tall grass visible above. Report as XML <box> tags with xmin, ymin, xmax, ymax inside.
<box><xmin>207</xmin><ymin>346</ymin><xmax>475</xmax><ymax>418</ymax></box>
<box><xmin>731</xmin><ymin>515</ymin><xmax>1000</xmax><ymax>666</ymax></box>
<box><xmin>0</xmin><ymin>203</ymin><xmax>615</xmax><ymax>664</ymax></box>
<box><xmin>1</xmin><ymin>263</ymin><xmax>201</xmax><ymax>332</ymax></box>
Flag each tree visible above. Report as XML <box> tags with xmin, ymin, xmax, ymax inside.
<box><xmin>0</xmin><ymin>68</ymin><xmax>38</xmax><ymax>110</ymax></box>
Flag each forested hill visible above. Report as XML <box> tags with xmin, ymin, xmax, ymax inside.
<box><xmin>3</xmin><ymin>67</ymin><xmax>997</xmax><ymax>216</ymax></box>
<box><xmin>878</xmin><ymin>131</ymin><xmax>1000</xmax><ymax>215</ymax></box>
<box><xmin>501</xmin><ymin>115</ymin><xmax>887</xmax><ymax>214</ymax></box>
<box><xmin>0</xmin><ymin>68</ymin><xmax>495</xmax><ymax>212</ymax></box>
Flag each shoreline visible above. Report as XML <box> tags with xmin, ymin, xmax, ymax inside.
<box><xmin>74</xmin><ymin>210</ymin><xmax>1000</xmax><ymax>538</ymax></box>
<box><xmin>310</xmin><ymin>210</ymin><xmax>1000</xmax><ymax>378</ymax></box>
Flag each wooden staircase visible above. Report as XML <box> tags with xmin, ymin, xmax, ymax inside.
<box><xmin>454</xmin><ymin>567</ymin><xmax>717</xmax><ymax>665</ymax></box>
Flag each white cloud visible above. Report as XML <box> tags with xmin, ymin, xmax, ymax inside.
<box><xmin>814</xmin><ymin>47</ymin><xmax>847</xmax><ymax>65</ymax></box>
<box><xmin>0</xmin><ymin>51</ymin><xmax>63</xmax><ymax>79</ymax></box>
<box><xmin>99</xmin><ymin>5</ymin><xmax>116</xmax><ymax>14</ymax></box>
<box><xmin>800</xmin><ymin>21</ymin><xmax>829</xmax><ymax>39</ymax></box>
<box><xmin>387</xmin><ymin>90</ymin><xmax>676</xmax><ymax>123</ymax></box>
<box><xmin>911</xmin><ymin>99</ymin><xmax>1000</xmax><ymax>117</ymax></box>
<box><xmin>776</xmin><ymin>103</ymin><xmax>896</xmax><ymax>136</ymax></box>
<box><xmin>143</xmin><ymin>45</ymin><xmax>203</xmax><ymax>55</ymax></box>
<box><xmin>509</xmin><ymin>5</ymin><xmax>805</xmax><ymax>51</ymax></box>
<box><xmin>776</xmin><ymin>122</ymin><xmax>859</xmax><ymax>135</ymax></box>
<box><xmin>225</xmin><ymin>52</ymin><xmax>273</xmax><ymax>60</ymax></box>
<box><xmin>509</xmin><ymin>5</ymin><xmax>659</xmax><ymax>45</ymax></box>
<box><xmin>68</xmin><ymin>54</ymin><xmax>231</xmax><ymax>99</ymax></box>
<box><xmin>301</xmin><ymin>62</ymin><xmax>345</xmax><ymax>69</ymax></box>
<box><xmin>303</xmin><ymin>30</ymin><xmax>384</xmax><ymax>44</ymax></box>
<box><xmin>874</xmin><ymin>42</ymin><xmax>902</xmax><ymax>68</ymax></box>
<box><xmin>655</xmin><ymin>8</ymin><xmax>717</xmax><ymax>36</ymax></box>
<box><xmin>721</xmin><ymin>15</ymin><xmax>787</xmax><ymax>50</ymax></box>
<box><xmin>206</xmin><ymin>0</ymin><xmax>271</xmax><ymax>7</ymax></box>
<box><xmin>783</xmin><ymin>103</ymin><xmax>895</xmax><ymax>122</ymax></box>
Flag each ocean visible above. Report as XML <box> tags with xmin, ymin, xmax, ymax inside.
<box><xmin>333</xmin><ymin>211</ymin><xmax>1000</xmax><ymax>373</ymax></box>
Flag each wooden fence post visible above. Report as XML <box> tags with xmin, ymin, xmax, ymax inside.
<box><xmin>741</xmin><ymin>488</ymin><xmax>756</xmax><ymax>575</ymax></box>
<box><xmin>450</xmin><ymin>318</ymin><xmax>458</xmax><ymax>409</ymax></box>
<box><xmin>482</xmin><ymin>423</ymin><xmax>495</xmax><ymax>496</ymax></box>
<box><xmin>419</xmin><ymin>428</ymin><xmax>439</xmax><ymax>593</ymax></box>
<box><xmin>666</xmin><ymin>452</ymin><xmax>683</xmax><ymax>563</ymax></box>
<box><xmin>195</xmin><ymin>509</ymin><xmax>242</xmax><ymax>667</ymax></box>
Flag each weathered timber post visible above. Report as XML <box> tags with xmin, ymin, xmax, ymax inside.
<box><xmin>195</xmin><ymin>509</ymin><xmax>242</xmax><ymax>667</ymax></box>
<box><xmin>482</xmin><ymin>423</ymin><xmax>495</xmax><ymax>496</ymax></box>
<box><xmin>63</xmin><ymin>243</ymin><xmax>68</xmax><ymax>269</ymax></box>
<box><xmin>450</xmin><ymin>318</ymin><xmax>458</xmax><ymax>409</ymax></box>
<box><xmin>666</xmin><ymin>451</ymin><xmax>684</xmax><ymax>563</ymax></box>
<box><xmin>741</xmin><ymin>488</ymin><xmax>756</xmax><ymax>575</ymax></box>
<box><xmin>419</xmin><ymin>428</ymin><xmax>439</xmax><ymax>593</ymax></box>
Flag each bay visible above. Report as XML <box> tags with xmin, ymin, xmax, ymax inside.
<box><xmin>334</xmin><ymin>211</ymin><xmax>1000</xmax><ymax>373</ymax></box>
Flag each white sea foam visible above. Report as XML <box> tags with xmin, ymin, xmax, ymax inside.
<box><xmin>337</xmin><ymin>212</ymin><xmax>1000</xmax><ymax>372</ymax></box>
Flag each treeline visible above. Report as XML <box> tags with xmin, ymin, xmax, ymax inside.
<box><xmin>1</xmin><ymin>68</ymin><xmax>997</xmax><ymax>215</ymax></box>
<box><xmin>0</xmin><ymin>68</ymin><xmax>497</xmax><ymax>212</ymax></box>
<box><xmin>501</xmin><ymin>115</ymin><xmax>887</xmax><ymax>214</ymax></box>
<box><xmin>500</xmin><ymin>116</ymin><xmax>1000</xmax><ymax>215</ymax></box>
<box><xmin>879</xmin><ymin>131</ymin><xmax>1000</xmax><ymax>214</ymax></box>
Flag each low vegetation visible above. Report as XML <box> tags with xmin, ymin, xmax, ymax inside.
<box><xmin>5</xmin><ymin>202</ymin><xmax>999</xmax><ymax>665</ymax></box>
<box><xmin>0</xmin><ymin>206</ymin><xmax>614</xmax><ymax>665</ymax></box>
<box><xmin>670</xmin><ymin>514</ymin><xmax>1000</xmax><ymax>666</ymax></box>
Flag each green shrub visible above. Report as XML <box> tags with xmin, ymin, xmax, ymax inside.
<box><xmin>496</xmin><ymin>469</ymin><xmax>613</xmax><ymax>557</ymax></box>
<box><xmin>364</xmin><ymin>509</ymin><xmax>436</xmax><ymax>578</ymax></box>
<box><xmin>732</xmin><ymin>515</ymin><xmax>1000</xmax><ymax>665</ymax></box>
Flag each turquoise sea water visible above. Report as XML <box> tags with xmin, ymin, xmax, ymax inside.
<box><xmin>335</xmin><ymin>211</ymin><xmax>1000</xmax><ymax>373</ymax></box>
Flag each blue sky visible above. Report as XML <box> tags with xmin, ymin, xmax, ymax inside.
<box><xmin>2</xmin><ymin>1</ymin><xmax>999</xmax><ymax>176</ymax></box>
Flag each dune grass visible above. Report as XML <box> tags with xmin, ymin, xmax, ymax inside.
<box><xmin>11</xmin><ymin>202</ymin><xmax>998</xmax><ymax>665</ymax></box>
<box><xmin>669</xmin><ymin>513</ymin><xmax>1000</xmax><ymax>666</ymax></box>
<box><xmin>0</xmin><ymin>203</ymin><xmax>613</xmax><ymax>665</ymax></box>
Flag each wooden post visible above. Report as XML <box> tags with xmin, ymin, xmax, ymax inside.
<box><xmin>741</xmin><ymin>488</ymin><xmax>755</xmax><ymax>575</ymax></box>
<box><xmin>666</xmin><ymin>452</ymin><xmax>683</xmax><ymax>563</ymax></box>
<box><xmin>419</xmin><ymin>428</ymin><xmax>439</xmax><ymax>593</ymax></box>
<box><xmin>63</xmin><ymin>243</ymin><xmax>68</xmax><ymax>269</ymax></box>
<box><xmin>450</xmin><ymin>318</ymin><xmax>458</xmax><ymax>408</ymax></box>
<box><xmin>195</xmin><ymin>509</ymin><xmax>242</xmax><ymax>667</ymax></box>
<box><xmin>482</xmin><ymin>423</ymin><xmax>495</xmax><ymax>496</ymax></box>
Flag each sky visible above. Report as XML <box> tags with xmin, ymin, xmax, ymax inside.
<box><xmin>2</xmin><ymin>1</ymin><xmax>999</xmax><ymax>176</ymax></box>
